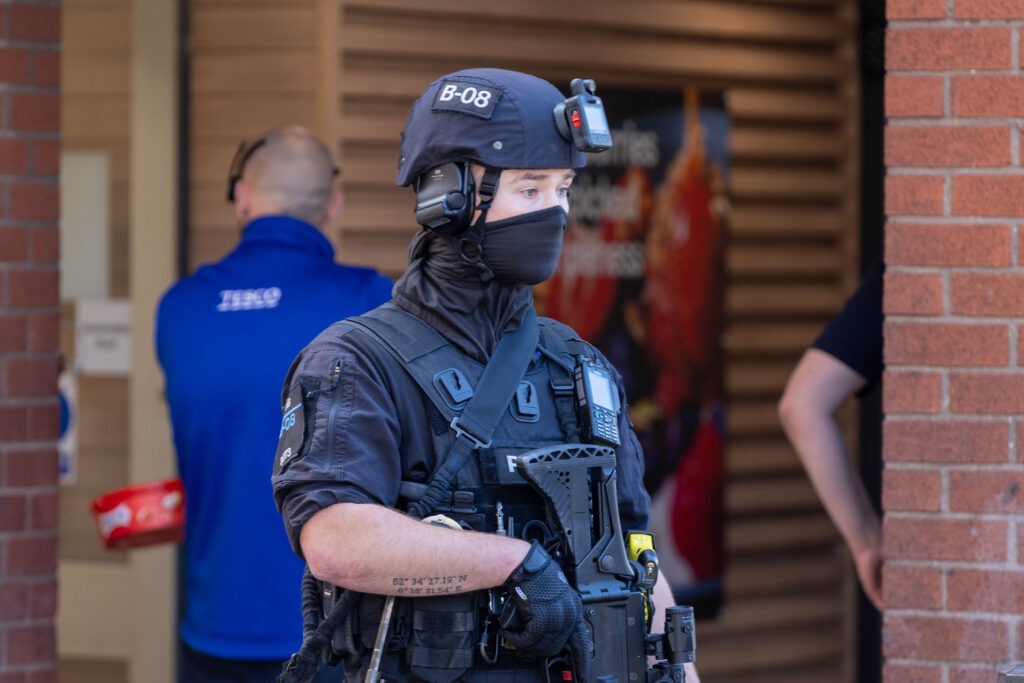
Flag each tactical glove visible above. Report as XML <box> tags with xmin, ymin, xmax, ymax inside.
<box><xmin>499</xmin><ymin>542</ymin><xmax>593</xmax><ymax>675</ymax></box>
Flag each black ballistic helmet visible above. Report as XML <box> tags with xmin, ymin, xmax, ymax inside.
<box><xmin>395</xmin><ymin>68</ymin><xmax>588</xmax><ymax>187</ymax></box>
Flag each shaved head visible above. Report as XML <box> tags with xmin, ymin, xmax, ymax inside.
<box><xmin>241</xmin><ymin>125</ymin><xmax>337</xmax><ymax>226</ymax></box>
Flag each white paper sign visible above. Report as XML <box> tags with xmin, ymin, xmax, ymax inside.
<box><xmin>76</xmin><ymin>299</ymin><xmax>131</xmax><ymax>375</ymax></box>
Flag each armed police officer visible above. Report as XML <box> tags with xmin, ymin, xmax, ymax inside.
<box><xmin>272</xmin><ymin>68</ymin><xmax>701</xmax><ymax>683</ymax></box>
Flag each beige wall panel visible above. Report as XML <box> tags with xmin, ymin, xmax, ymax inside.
<box><xmin>190</xmin><ymin>184</ymin><xmax>235</xmax><ymax>230</ymax></box>
<box><xmin>62</xmin><ymin>7</ymin><xmax>130</xmax><ymax>49</ymax></box>
<box><xmin>703</xmin><ymin>592</ymin><xmax>843</xmax><ymax>635</ymax></box>
<box><xmin>59</xmin><ymin>4</ymin><xmax>136</xmax><ymax>681</ymax></box>
<box><xmin>342</xmin><ymin>112</ymin><xmax>408</xmax><ymax>143</ymax></box>
<box><xmin>743</xmin><ymin>0</ymin><xmax>842</xmax><ymax>5</ymax></box>
<box><xmin>190</xmin><ymin>232</ymin><xmax>239</xmax><ymax>267</ymax></box>
<box><xmin>110</xmin><ymin>197</ymin><xmax>131</xmax><ymax>297</ymax></box>
<box><xmin>191</xmin><ymin>6</ymin><xmax>313</xmax><ymax>48</ymax></box>
<box><xmin>189</xmin><ymin>0</ymin><xmax>321</xmax><ymax>267</ymax></box>
<box><xmin>58</xmin><ymin>658</ymin><xmax>128</xmax><ymax>683</ymax></box>
<box><xmin>730</xmin><ymin>206</ymin><xmax>842</xmax><ymax>238</ymax></box>
<box><xmin>343</xmin><ymin>191</ymin><xmax>413</xmax><ymax>233</ymax></box>
<box><xmin>700</xmin><ymin>631</ymin><xmax>843</xmax><ymax>679</ymax></box>
<box><xmin>727</xmin><ymin>321</ymin><xmax>824</xmax><ymax>356</ymax></box>
<box><xmin>58</xmin><ymin>372</ymin><xmax>129</xmax><ymax>563</ymax></box>
<box><xmin>193</xmin><ymin>0</ymin><xmax>310</xmax><ymax>4</ymax></box>
<box><xmin>58</xmin><ymin>562</ymin><xmax>134</xmax><ymax>657</ymax></box>
<box><xmin>728</xmin><ymin>516</ymin><xmax>839</xmax><ymax>553</ymax></box>
<box><xmin>727</xmin><ymin>284</ymin><xmax>843</xmax><ymax>317</ymax></box>
<box><xmin>731</xmin><ymin>129</ymin><xmax>844</xmax><ymax>161</ymax></box>
<box><xmin>338</xmin><ymin>150</ymin><xmax>405</xmax><ymax>186</ymax></box>
<box><xmin>731</xmin><ymin>167</ymin><xmax>844</xmax><ymax>200</ymax></box>
<box><xmin>725</xmin><ymin>554</ymin><xmax>844</xmax><ymax>598</ymax></box>
<box><xmin>728</xmin><ymin>400</ymin><xmax>786</xmax><ymax>435</ymax></box>
<box><xmin>725</xmin><ymin>360</ymin><xmax>802</xmax><ymax>396</ymax></box>
<box><xmin>60</xmin><ymin>0</ymin><xmax>133</xmax><ymax>566</ymax></box>
<box><xmin>727</xmin><ymin>441</ymin><xmax>803</xmax><ymax>477</ymax></box>
<box><xmin>729</xmin><ymin>89</ymin><xmax>845</xmax><ymax>122</ymax></box>
<box><xmin>346</xmin><ymin>0</ymin><xmax>840</xmax><ymax>44</ymax></box>
<box><xmin>329</xmin><ymin>232</ymin><xmax>412</xmax><ymax>275</ymax></box>
<box><xmin>193</xmin><ymin>54</ymin><xmax>315</xmax><ymax>94</ymax></box>
<box><xmin>60</xmin><ymin>491</ymin><xmax>128</xmax><ymax>561</ymax></box>
<box><xmin>727</xmin><ymin>478</ymin><xmax>821</xmax><ymax>514</ymax></box>
<box><xmin>62</xmin><ymin>99</ymin><xmax>131</xmax><ymax>142</ymax></box>
<box><xmin>59</xmin><ymin>143</ymin><xmax>128</xmax><ymax>183</ymax></box>
<box><xmin>62</xmin><ymin>57</ymin><xmax>131</xmax><ymax>96</ymax></box>
<box><xmin>340</xmin><ymin>25</ymin><xmax>842</xmax><ymax>86</ymax></box>
<box><xmin>192</xmin><ymin>97</ymin><xmax>315</xmax><ymax>138</ymax></box>
<box><xmin>728</xmin><ymin>245</ymin><xmax>844</xmax><ymax>278</ymax></box>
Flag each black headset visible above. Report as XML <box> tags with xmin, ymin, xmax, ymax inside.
<box><xmin>413</xmin><ymin>162</ymin><xmax>473</xmax><ymax>234</ymax></box>
<box><xmin>226</xmin><ymin>133</ymin><xmax>340</xmax><ymax>203</ymax></box>
<box><xmin>413</xmin><ymin>162</ymin><xmax>500</xmax><ymax>235</ymax></box>
<box><xmin>225</xmin><ymin>138</ymin><xmax>267</xmax><ymax>203</ymax></box>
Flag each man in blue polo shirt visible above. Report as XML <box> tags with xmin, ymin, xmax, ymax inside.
<box><xmin>156</xmin><ymin>125</ymin><xmax>393</xmax><ymax>682</ymax></box>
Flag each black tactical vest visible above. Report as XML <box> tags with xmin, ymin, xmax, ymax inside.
<box><xmin>329</xmin><ymin>303</ymin><xmax>593</xmax><ymax>682</ymax></box>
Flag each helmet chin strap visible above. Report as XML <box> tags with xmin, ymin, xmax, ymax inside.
<box><xmin>458</xmin><ymin>166</ymin><xmax>502</xmax><ymax>282</ymax></box>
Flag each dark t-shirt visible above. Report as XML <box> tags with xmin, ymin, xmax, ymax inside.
<box><xmin>811</xmin><ymin>261</ymin><xmax>884</xmax><ymax>392</ymax></box>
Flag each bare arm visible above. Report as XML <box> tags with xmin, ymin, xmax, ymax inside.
<box><xmin>300</xmin><ymin>501</ymin><xmax>531</xmax><ymax>596</ymax></box>
<box><xmin>778</xmin><ymin>348</ymin><xmax>883</xmax><ymax>608</ymax></box>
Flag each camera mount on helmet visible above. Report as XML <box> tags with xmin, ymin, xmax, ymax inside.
<box><xmin>553</xmin><ymin>78</ymin><xmax>613</xmax><ymax>154</ymax></box>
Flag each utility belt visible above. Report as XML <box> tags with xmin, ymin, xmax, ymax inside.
<box><xmin>325</xmin><ymin>585</ymin><xmax>551</xmax><ymax>683</ymax></box>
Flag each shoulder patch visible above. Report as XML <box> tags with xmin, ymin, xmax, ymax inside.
<box><xmin>275</xmin><ymin>376</ymin><xmax>319</xmax><ymax>475</ymax></box>
<box><xmin>432</xmin><ymin>78</ymin><xmax>502</xmax><ymax>119</ymax></box>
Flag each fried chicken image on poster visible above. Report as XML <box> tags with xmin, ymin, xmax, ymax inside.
<box><xmin>537</xmin><ymin>86</ymin><xmax>729</xmax><ymax>618</ymax></box>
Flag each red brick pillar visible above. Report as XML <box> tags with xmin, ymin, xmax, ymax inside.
<box><xmin>0</xmin><ymin>1</ymin><xmax>61</xmax><ymax>681</ymax></box>
<box><xmin>884</xmin><ymin>3</ymin><xmax>1024</xmax><ymax>682</ymax></box>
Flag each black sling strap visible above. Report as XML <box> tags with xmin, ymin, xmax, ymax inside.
<box><xmin>347</xmin><ymin>304</ymin><xmax>540</xmax><ymax>519</ymax></box>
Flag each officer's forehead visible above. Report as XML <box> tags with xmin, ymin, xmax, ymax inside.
<box><xmin>501</xmin><ymin>169</ymin><xmax>576</xmax><ymax>182</ymax></box>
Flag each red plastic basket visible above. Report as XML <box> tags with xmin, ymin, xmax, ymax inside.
<box><xmin>91</xmin><ymin>478</ymin><xmax>185</xmax><ymax>549</ymax></box>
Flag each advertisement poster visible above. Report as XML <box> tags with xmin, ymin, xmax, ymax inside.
<box><xmin>539</xmin><ymin>86</ymin><xmax>729</xmax><ymax>617</ymax></box>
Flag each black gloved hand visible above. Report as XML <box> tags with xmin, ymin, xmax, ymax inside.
<box><xmin>499</xmin><ymin>542</ymin><xmax>590</xmax><ymax>661</ymax></box>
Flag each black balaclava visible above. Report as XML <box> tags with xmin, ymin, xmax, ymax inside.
<box><xmin>479</xmin><ymin>206</ymin><xmax>568</xmax><ymax>286</ymax></box>
<box><xmin>391</xmin><ymin>229</ymin><xmax>534</xmax><ymax>364</ymax></box>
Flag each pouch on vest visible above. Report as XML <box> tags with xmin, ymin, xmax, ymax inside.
<box><xmin>406</xmin><ymin>593</ymin><xmax>478</xmax><ymax>683</ymax></box>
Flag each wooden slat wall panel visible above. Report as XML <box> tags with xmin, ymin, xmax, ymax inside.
<box><xmin>56</xmin><ymin>302</ymin><xmax>129</xmax><ymax>566</ymax></box>
<box><xmin>332</xmin><ymin>2</ymin><xmax>861</xmax><ymax>681</ymax></box>
<box><xmin>61</xmin><ymin>0</ymin><xmax>131</xmax><ymax>297</ymax></box>
<box><xmin>59</xmin><ymin>7</ymin><xmax>132</xmax><ymax>681</ymax></box>
<box><xmin>188</xmin><ymin>1</ymin><xmax>861</xmax><ymax>680</ymax></box>
<box><xmin>188</xmin><ymin>0</ymin><xmax>321</xmax><ymax>268</ymax></box>
<box><xmin>59</xmin><ymin>2</ymin><xmax>132</xmax><ymax>564</ymax></box>
<box><xmin>57</xmin><ymin>657</ymin><xmax>128</xmax><ymax>683</ymax></box>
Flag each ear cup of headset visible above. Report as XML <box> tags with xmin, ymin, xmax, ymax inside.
<box><xmin>413</xmin><ymin>162</ymin><xmax>474</xmax><ymax>235</ymax></box>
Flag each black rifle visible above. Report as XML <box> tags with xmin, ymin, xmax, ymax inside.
<box><xmin>515</xmin><ymin>443</ymin><xmax>696</xmax><ymax>683</ymax></box>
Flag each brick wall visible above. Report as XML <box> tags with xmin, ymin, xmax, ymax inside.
<box><xmin>884</xmin><ymin>3</ymin><xmax>1024</xmax><ymax>682</ymax></box>
<box><xmin>0</xmin><ymin>1</ymin><xmax>61</xmax><ymax>681</ymax></box>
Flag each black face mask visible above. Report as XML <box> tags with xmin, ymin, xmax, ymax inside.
<box><xmin>479</xmin><ymin>206</ymin><xmax>568</xmax><ymax>285</ymax></box>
